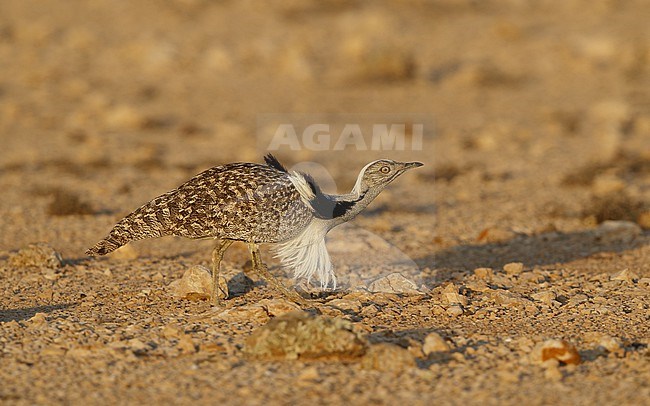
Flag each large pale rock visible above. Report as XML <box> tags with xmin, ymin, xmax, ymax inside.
<box><xmin>244</xmin><ymin>312</ymin><xmax>367</xmax><ymax>360</ymax></box>
<box><xmin>8</xmin><ymin>243</ymin><xmax>63</xmax><ymax>269</ymax></box>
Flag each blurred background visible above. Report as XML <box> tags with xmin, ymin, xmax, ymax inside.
<box><xmin>0</xmin><ymin>0</ymin><xmax>648</xmax><ymax>259</ymax></box>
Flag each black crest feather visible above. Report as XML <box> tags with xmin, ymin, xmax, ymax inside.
<box><xmin>264</xmin><ymin>154</ymin><xmax>288</xmax><ymax>173</ymax></box>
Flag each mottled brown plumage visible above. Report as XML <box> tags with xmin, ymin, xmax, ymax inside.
<box><xmin>86</xmin><ymin>157</ymin><xmax>312</xmax><ymax>256</ymax></box>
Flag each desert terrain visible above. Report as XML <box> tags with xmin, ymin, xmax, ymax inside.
<box><xmin>0</xmin><ymin>0</ymin><xmax>649</xmax><ymax>405</ymax></box>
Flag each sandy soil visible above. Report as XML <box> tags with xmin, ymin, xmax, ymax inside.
<box><xmin>1</xmin><ymin>0</ymin><xmax>649</xmax><ymax>405</ymax></box>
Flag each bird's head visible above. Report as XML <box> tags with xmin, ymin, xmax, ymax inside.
<box><xmin>353</xmin><ymin>159</ymin><xmax>423</xmax><ymax>195</ymax></box>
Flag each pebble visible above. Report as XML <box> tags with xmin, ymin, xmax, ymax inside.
<box><xmin>361</xmin><ymin>343</ymin><xmax>416</xmax><ymax>373</ymax></box>
<box><xmin>360</xmin><ymin>304</ymin><xmax>379</xmax><ymax>317</ymax></box>
<box><xmin>327</xmin><ymin>299</ymin><xmax>363</xmax><ymax>313</ymax></box>
<box><xmin>257</xmin><ymin>299</ymin><xmax>301</xmax><ymax>318</ymax></box>
<box><xmin>215</xmin><ymin>305</ymin><xmax>270</xmax><ymax>325</ymax></box>
<box><xmin>531</xmin><ymin>291</ymin><xmax>557</xmax><ymax>306</ymax></box>
<box><xmin>27</xmin><ymin>312</ymin><xmax>48</xmax><ymax>326</ymax></box>
<box><xmin>568</xmin><ymin>294</ymin><xmax>589</xmax><ymax>307</ymax></box>
<box><xmin>597</xmin><ymin>335</ymin><xmax>624</xmax><ymax>356</ymax></box>
<box><xmin>422</xmin><ymin>332</ymin><xmax>450</xmax><ymax>354</ymax></box>
<box><xmin>473</xmin><ymin>267</ymin><xmax>494</xmax><ymax>279</ymax></box>
<box><xmin>168</xmin><ymin>265</ymin><xmax>226</xmax><ymax>301</ymax></box>
<box><xmin>8</xmin><ymin>243</ymin><xmax>63</xmax><ymax>269</ymax></box>
<box><xmin>446</xmin><ymin>305</ymin><xmax>464</xmax><ymax>317</ymax></box>
<box><xmin>244</xmin><ymin>312</ymin><xmax>367</xmax><ymax>360</ymax></box>
<box><xmin>533</xmin><ymin>339</ymin><xmax>581</xmax><ymax>365</ymax></box>
<box><xmin>367</xmin><ymin>273</ymin><xmax>422</xmax><ymax>295</ymax></box>
<box><xmin>503</xmin><ymin>262</ymin><xmax>524</xmax><ymax>276</ymax></box>
<box><xmin>442</xmin><ymin>283</ymin><xmax>468</xmax><ymax>306</ymax></box>
<box><xmin>610</xmin><ymin>269</ymin><xmax>639</xmax><ymax>284</ymax></box>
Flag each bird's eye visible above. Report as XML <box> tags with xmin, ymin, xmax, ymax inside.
<box><xmin>380</xmin><ymin>165</ymin><xmax>391</xmax><ymax>174</ymax></box>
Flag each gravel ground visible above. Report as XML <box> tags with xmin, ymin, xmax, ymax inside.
<box><xmin>1</xmin><ymin>1</ymin><xmax>649</xmax><ymax>405</ymax></box>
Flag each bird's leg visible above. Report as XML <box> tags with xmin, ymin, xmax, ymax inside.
<box><xmin>211</xmin><ymin>239</ymin><xmax>233</xmax><ymax>306</ymax></box>
<box><xmin>247</xmin><ymin>242</ymin><xmax>308</xmax><ymax>306</ymax></box>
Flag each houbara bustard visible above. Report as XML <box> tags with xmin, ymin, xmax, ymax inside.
<box><xmin>86</xmin><ymin>155</ymin><xmax>422</xmax><ymax>305</ymax></box>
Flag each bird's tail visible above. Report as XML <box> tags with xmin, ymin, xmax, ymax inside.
<box><xmin>85</xmin><ymin>194</ymin><xmax>174</xmax><ymax>256</ymax></box>
<box><xmin>85</xmin><ymin>225</ymin><xmax>134</xmax><ymax>256</ymax></box>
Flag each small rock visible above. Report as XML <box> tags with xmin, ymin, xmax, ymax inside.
<box><xmin>531</xmin><ymin>291</ymin><xmax>557</xmax><ymax>306</ymax></box>
<box><xmin>503</xmin><ymin>262</ymin><xmax>524</xmax><ymax>276</ymax></box>
<box><xmin>8</xmin><ymin>243</ymin><xmax>63</xmax><ymax>269</ymax></box>
<box><xmin>368</xmin><ymin>273</ymin><xmax>422</xmax><ymax>295</ymax></box>
<box><xmin>422</xmin><ymin>332</ymin><xmax>450</xmax><ymax>354</ymax></box>
<box><xmin>216</xmin><ymin>305</ymin><xmax>270</xmax><ymax>324</ymax></box>
<box><xmin>361</xmin><ymin>343</ymin><xmax>416</xmax><ymax>373</ymax></box>
<box><xmin>597</xmin><ymin>335</ymin><xmax>624</xmax><ymax>357</ymax></box>
<box><xmin>446</xmin><ymin>305</ymin><xmax>464</xmax><ymax>317</ymax></box>
<box><xmin>473</xmin><ymin>267</ymin><xmax>494</xmax><ymax>279</ymax></box>
<box><xmin>568</xmin><ymin>294</ymin><xmax>589</xmax><ymax>306</ymax></box>
<box><xmin>442</xmin><ymin>283</ymin><xmax>468</xmax><ymax>306</ymax></box>
<box><xmin>327</xmin><ymin>299</ymin><xmax>363</xmax><ymax>313</ymax></box>
<box><xmin>257</xmin><ymin>299</ymin><xmax>301</xmax><ymax>317</ymax></box>
<box><xmin>519</xmin><ymin>272</ymin><xmax>545</xmax><ymax>284</ymax></box>
<box><xmin>594</xmin><ymin>221</ymin><xmax>641</xmax><ymax>243</ymax></box>
<box><xmin>360</xmin><ymin>304</ymin><xmax>379</xmax><ymax>317</ymax></box>
<box><xmin>28</xmin><ymin>312</ymin><xmax>48</xmax><ymax>325</ymax></box>
<box><xmin>532</xmin><ymin>339</ymin><xmax>581</xmax><ymax>365</ymax></box>
<box><xmin>244</xmin><ymin>312</ymin><xmax>367</xmax><ymax>360</ymax></box>
<box><xmin>610</xmin><ymin>269</ymin><xmax>639</xmax><ymax>283</ymax></box>
<box><xmin>169</xmin><ymin>265</ymin><xmax>226</xmax><ymax>301</ymax></box>
<box><xmin>490</xmin><ymin>289</ymin><xmax>530</xmax><ymax>306</ymax></box>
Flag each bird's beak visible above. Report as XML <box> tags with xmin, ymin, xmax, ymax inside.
<box><xmin>402</xmin><ymin>161</ymin><xmax>424</xmax><ymax>170</ymax></box>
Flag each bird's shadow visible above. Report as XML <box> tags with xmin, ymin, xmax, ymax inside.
<box><xmin>0</xmin><ymin>303</ymin><xmax>76</xmax><ymax>323</ymax></box>
<box><xmin>417</xmin><ymin>227</ymin><xmax>649</xmax><ymax>285</ymax></box>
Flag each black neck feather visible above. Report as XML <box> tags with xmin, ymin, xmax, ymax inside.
<box><xmin>301</xmin><ymin>173</ymin><xmax>363</xmax><ymax>219</ymax></box>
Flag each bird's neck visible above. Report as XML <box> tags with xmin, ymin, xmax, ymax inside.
<box><xmin>328</xmin><ymin>184</ymin><xmax>382</xmax><ymax>227</ymax></box>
